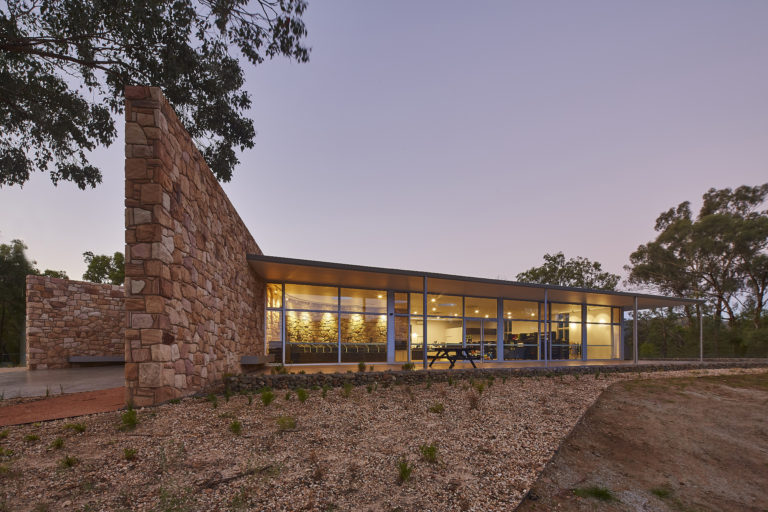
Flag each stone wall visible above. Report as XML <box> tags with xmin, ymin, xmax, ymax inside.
<box><xmin>26</xmin><ymin>275</ymin><xmax>124</xmax><ymax>369</ymax></box>
<box><xmin>124</xmin><ymin>86</ymin><xmax>265</xmax><ymax>406</ymax></box>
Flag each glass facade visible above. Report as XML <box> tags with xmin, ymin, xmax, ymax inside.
<box><xmin>266</xmin><ymin>283</ymin><xmax>624</xmax><ymax>365</ymax></box>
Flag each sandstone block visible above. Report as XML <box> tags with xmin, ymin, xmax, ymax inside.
<box><xmin>151</xmin><ymin>343</ymin><xmax>171</xmax><ymax>361</ymax></box>
<box><xmin>138</xmin><ymin>363</ymin><xmax>162</xmax><ymax>387</ymax></box>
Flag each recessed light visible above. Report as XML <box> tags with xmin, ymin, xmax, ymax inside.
<box><xmin>377</xmin><ymin>294</ymin><xmax>383</xmax><ymax>299</ymax></box>
<box><xmin>431</xmin><ymin>298</ymin><xmax>436</xmax><ymax>303</ymax></box>
<box><xmin>475</xmin><ymin>309</ymin><xmax>479</xmax><ymax>314</ymax></box>
<box><xmin>432</xmin><ymin>307</ymin><xmax>436</xmax><ymax>311</ymax></box>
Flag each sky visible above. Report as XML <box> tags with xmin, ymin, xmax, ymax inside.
<box><xmin>1</xmin><ymin>0</ymin><xmax>767</xmax><ymax>287</ymax></box>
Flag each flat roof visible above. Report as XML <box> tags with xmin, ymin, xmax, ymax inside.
<box><xmin>246</xmin><ymin>254</ymin><xmax>701</xmax><ymax>310</ymax></box>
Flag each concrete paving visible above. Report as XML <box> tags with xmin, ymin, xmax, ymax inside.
<box><xmin>0</xmin><ymin>366</ymin><xmax>124</xmax><ymax>399</ymax></box>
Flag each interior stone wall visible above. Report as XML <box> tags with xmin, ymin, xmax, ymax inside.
<box><xmin>25</xmin><ymin>275</ymin><xmax>124</xmax><ymax>369</ymax></box>
<box><xmin>124</xmin><ymin>86</ymin><xmax>265</xmax><ymax>406</ymax></box>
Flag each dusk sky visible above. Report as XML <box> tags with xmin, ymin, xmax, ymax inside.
<box><xmin>1</xmin><ymin>0</ymin><xmax>767</xmax><ymax>287</ymax></box>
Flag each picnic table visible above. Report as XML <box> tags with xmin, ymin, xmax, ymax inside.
<box><xmin>428</xmin><ymin>345</ymin><xmax>480</xmax><ymax>369</ymax></box>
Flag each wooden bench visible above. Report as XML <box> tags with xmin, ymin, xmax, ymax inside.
<box><xmin>68</xmin><ymin>355</ymin><xmax>125</xmax><ymax>364</ymax></box>
<box><xmin>240</xmin><ymin>355</ymin><xmax>275</xmax><ymax>366</ymax></box>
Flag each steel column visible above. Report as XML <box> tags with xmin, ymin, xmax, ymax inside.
<box><xmin>698</xmin><ymin>302</ymin><xmax>703</xmax><ymax>362</ymax></box>
<box><xmin>544</xmin><ymin>289</ymin><xmax>549</xmax><ymax>368</ymax></box>
<box><xmin>423</xmin><ymin>276</ymin><xmax>428</xmax><ymax>370</ymax></box>
<box><xmin>633</xmin><ymin>296</ymin><xmax>639</xmax><ymax>365</ymax></box>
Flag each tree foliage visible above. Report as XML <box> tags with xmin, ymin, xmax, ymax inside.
<box><xmin>0</xmin><ymin>239</ymin><xmax>66</xmax><ymax>363</ymax></box>
<box><xmin>627</xmin><ymin>184</ymin><xmax>768</xmax><ymax>330</ymax></box>
<box><xmin>516</xmin><ymin>252</ymin><xmax>620</xmax><ymax>291</ymax></box>
<box><xmin>0</xmin><ymin>0</ymin><xmax>310</xmax><ymax>188</ymax></box>
<box><xmin>82</xmin><ymin>250</ymin><xmax>124</xmax><ymax>285</ymax></box>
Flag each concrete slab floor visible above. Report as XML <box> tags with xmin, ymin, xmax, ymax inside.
<box><xmin>0</xmin><ymin>366</ymin><xmax>124</xmax><ymax>399</ymax></box>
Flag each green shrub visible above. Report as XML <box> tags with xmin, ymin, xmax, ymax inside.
<box><xmin>207</xmin><ymin>393</ymin><xmax>219</xmax><ymax>408</ymax></box>
<box><xmin>50</xmin><ymin>437</ymin><xmax>64</xmax><ymax>450</ymax></box>
<box><xmin>24</xmin><ymin>434</ymin><xmax>39</xmax><ymax>443</ymax></box>
<box><xmin>321</xmin><ymin>384</ymin><xmax>330</xmax><ymax>398</ymax></box>
<box><xmin>277</xmin><ymin>416</ymin><xmax>297</xmax><ymax>431</ymax></box>
<box><xmin>419</xmin><ymin>443</ymin><xmax>438</xmax><ymax>463</ymax></box>
<box><xmin>296</xmin><ymin>388</ymin><xmax>308</xmax><ymax>403</ymax></box>
<box><xmin>401</xmin><ymin>363</ymin><xmax>415</xmax><ymax>371</ymax></box>
<box><xmin>229</xmin><ymin>420</ymin><xmax>242</xmax><ymax>435</ymax></box>
<box><xmin>120</xmin><ymin>408</ymin><xmax>138</xmax><ymax>431</ymax></box>
<box><xmin>425</xmin><ymin>379</ymin><xmax>432</xmax><ymax>389</ymax></box>
<box><xmin>397</xmin><ymin>459</ymin><xmax>413</xmax><ymax>484</ymax></box>
<box><xmin>261</xmin><ymin>388</ymin><xmax>275</xmax><ymax>406</ymax></box>
<box><xmin>447</xmin><ymin>376</ymin><xmax>454</xmax><ymax>386</ymax></box>
<box><xmin>123</xmin><ymin>448</ymin><xmax>137</xmax><ymax>461</ymax></box>
<box><xmin>284</xmin><ymin>390</ymin><xmax>293</xmax><ymax>401</ymax></box>
<box><xmin>428</xmin><ymin>402</ymin><xmax>444</xmax><ymax>414</ymax></box>
<box><xmin>358</xmin><ymin>362</ymin><xmax>367</xmax><ymax>373</ymax></box>
<box><xmin>0</xmin><ymin>430</ymin><xmax>8</xmax><ymax>440</ymax></box>
<box><xmin>366</xmin><ymin>383</ymin><xmax>374</xmax><ymax>394</ymax></box>
<box><xmin>247</xmin><ymin>393</ymin><xmax>253</xmax><ymax>406</ymax></box>
<box><xmin>473</xmin><ymin>381</ymin><xmax>485</xmax><ymax>394</ymax></box>
<box><xmin>168</xmin><ymin>398</ymin><xmax>181</xmax><ymax>405</ymax></box>
<box><xmin>271</xmin><ymin>364</ymin><xmax>288</xmax><ymax>375</ymax></box>
<box><xmin>0</xmin><ymin>447</ymin><xmax>13</xmax><ymax>458</ymax></box>
<box><xmin>639</xmin><ymin>342</ymin><xmax>658</xmax><ymax>358</ymax></box>
<box><xmin>59</xmin><ymin>455</ymin><xmax>79</xmax><ymax>469</ymax></box>
<box><xmin>650</xmin><ymin>487</ymin><xmax>672</xmax><ymax>499</ymax></box>
<box><xmin>573</xmin><ymin>486</ymin><xmax>614</xmax><ymax>501</ymax></box>
<box><xmin>341</xmin><ymin>382</ymin><xmax>353</xmax><ymax>398</ymax></box>
<box><xmin>64</xmin><ymin>423</ymin><xmax>86</xmax><ymax>434</ymax></box>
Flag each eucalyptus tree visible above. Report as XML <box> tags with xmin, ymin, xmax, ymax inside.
<box><xmin>516</xmin><ymin>252</ymin><xmax>620</xmax><ymax>291</ymax></box>
<box><xmin>0</xmin><ymin>0</ymin><xmax>310</xmax><ymax>188</ymax></box>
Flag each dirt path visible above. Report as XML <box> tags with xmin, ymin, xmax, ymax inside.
<box><xmin>517</xmin><ymin>372</ymin><xmax>768</xmax><ymax>512</ymax></box>
<box><xmin>0</xmin><ymin>387</ymin><xmax>125</xmax><ymax>427</ymax></box>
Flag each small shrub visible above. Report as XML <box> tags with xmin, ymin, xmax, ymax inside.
<box><xmin>396</xmin><ymin>459</ymin><xmax>413</xmax><ymax>484</ymax></box>
<box><xmin>247</xmin><ymin>393</ymin><xmax>253</xmax><ymax>406</ymax></box>
<box><xmin>651</xmin><ymin>487</ymin><xmax>672</xmax><ymax>499</ymax></box>
<box><xmin>0</xmin><ymin>430</ymin><xmax>8</xmax><ymax>440</ymax></box>
<box><xmin>229</xmin><ymin>420</ymin><xmax>243</xmax><ymax>435</ymax></box>
<box><xmin>321</xmin><ymin>384</ymin><xmax>330</xmax><ymax>398</ymax></box>
<box><xmin>473</xmin><ymin>381</ymin><xmax>486</xmax><ymax>394</ymax></box>
<box><xmin>120</xmin><ymin>408</ymin><xmax>138</xmax><ymax>431</ymax></box>
<box><xmin>573</xmin><ymin>486</ymin><xmax>614</xmax><ymax>501</ymax></box>
<box><xmin>419</xmin><ymin>443</ymin><xmax>438</xmax><ymax>463</ymax></box>
<box><xmin>447</xmin><ymin>376</ymin><xmax>454</xmax><ymax>386</ymax></box>
<box><xmin>261</xmin><ymin>388</ymin><xmax>275</xmax><ymax>406</ymax></box>
<box><xmin>425</xmin><ymin>379</ymin><xmax>432</xmax><ymax>389</ymax></box>
<box><xmin>358</xmin><ymin>362</ymin><xmax>367</xmax><ymax>373</ymax></box>
<box><xmin>487</xmin><ymin>375</ymin><xmax>495</xmax><ymax>387</ymax></box>
<box><xmin>594</xmin><ymin>369</ymin><xmax>601</xmax><ymax>380</ymax></box>
<box><xmin>296</xmin><ymin>388</ymin><xmax>308</xmax><ymax>403</ymax></box>
<box><xmin>123</xmin><ymin>448</ymin><xmax>137</xmax><ymax>461</ymax></box>
<box><xmin>0</xmin><ymin>447</ymin><xmax>13</xmax><ymax>458</ymax></box>
<box><xmin>298</xmin><ymin>370</ymin><xmax>306</xmax><ymax>375</ymax></box>
<box><xmin>310</xmin><ymin>385</ymin><xmax>320</xmax><ymax>391</ymax></box>
<box><xmin>341</xmin><ymin>382</ymin><xmax>353</xmax><ymax>398</ymax></box>
<box><xmin>468</xmin><ymin>391</ymin><xmax>480</xmax><ymax>410</ymax></box>
<box><xmin>271</xmin><ymin>364</ymin><xmax>288</xmax><ymax>375</ymax></box>
<box><xmin>401</xmin><ymin>363</ymin><xmax>415</xmax><ymax>371</ymax></box>
<box><xmin>224</xmin><ymin>388</ymin><xmax>233</xmax><ymax>402</ymax></box>
<box><xmin>428</xmin><ymin>402</ymin><xmax>444</xmax><ymax>414</ymax></box>
<box><xmin>284</xmin><ymin>390</ymin><xmax>293</xmax><ymax>401</ymax></box>
<box><xmin>64</xmin><ymin>423</ymin><xmax>86</xmax><ymax>434</ymax></box>
<box><xmin>50</xmin><ymin>437</ymin><xmax>64</xmax><ymax>450</ymax></box>
<box><xmin>277</xmin><ymin>416</ymin><xmax>297</xmax><ymax>431</ymax></box>
<box><xmin>59</xmin><ymin>455</ymin><xmax>79</xmax><ymax>469</ymax></box>
<box><xmin>24</xmin><ymin>434</ymin><xmax>39</xmax><ymax>443</ymax></box>
<box><xmin>207</xmin><ymin>393</ymin><xmax>219</xmax><ymax>409</ymax></box>
<box><xmin>366</xmin><ymin>383</ymin><xmax>374</xmax><ymax>394</ymax></box>
<box><xmin>168</xmin><ymin>398</ymin><xmax>181</xmax><ymax>404</ymax></box>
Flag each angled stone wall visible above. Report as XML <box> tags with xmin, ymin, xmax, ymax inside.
<box><xmin>124</xmin><ymin>86</ymin><xmax>265</xmax><ymax>406</ymax></box>
<box><xmin>26</xmin><ymin>275</ymin><xmax>124</xmax><ymax>369</ymax></box>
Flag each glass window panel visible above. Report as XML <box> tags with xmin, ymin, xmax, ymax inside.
<box><xmin>409</xmin><ymin>293</ymin><xmax>424</xmax><ymax>316</ymax></box>
<box><xmin>285</xmin><ymin>311</ymin><xmax>339</xmax><ymax>364</ymax></box>
<box><xmin>586</xmin><ymin>306</ymin><xmax>612</xmax><ymax>323</ymax></box>
<box><xmin>550</xmin><ymin>303</ymin><xmax>583</xmax><ymax>322</ymax></box>
<box><xmin>428</xmin><ymin>317</ymin><xmax>463</xmax><ymax>362</ymax></box>
<box><xmin>503</xmin><ymin>320</ymin><xmax>539</xmax><ymax>360</ymax></box>
<box><xmin>427</xmin><ymin>294</ymin><xmax>462</xmax><ymax>317</ymax></box>
<box><xmin>613</xmin><ymin>325</ymin><xmax>622</xmax><ymax>358</ymax></box>
<box><xmin>464</xmin><ymin>297</ymin><xmax>497</xmax><ymax>318</ymax></box>
<box><xmin>285</xmin><ymin>284</ymin><xmax>338</xmax><ymax>311</ymax></box>
<box><xmin>394</xmin><ymin>293</ymin><xmax>409</xmax><ymax>314</ymax></box>
<box><xmin>503</xmin><ymin>300</ymin><xmax>539</xmax><ymax>320</ymax></box>
<box><xmin>266</xmin><ymin>283</ymin><xmax>282</xmax><ymax>309</ymax></box>
<box><xmin>612</xmin><ymin>308</ymin><xmax>622</xmax><ymax>323</ymax></box>
<box><xmin>587</xmin><ymin>323</ymin><xmax>612</xmax><ymax>346</ymax></box>
<box><xmin>394</xmin><ymin>315</ymin><xmax>410</xmax><ymax>362</ymax></box>
<box><xmin>409</xmin><ymin>317</ymin><xmax>424</xmax><ymax>362</ymax></box>
<box><xmin>266</xmin><ymin>310</ymin><xmax>282</xmax><ymax>362</ymax></box>
<box><xmin>587</xmin><ymin>345</ymin><xmax>613</xmax><ymax>359</ymax></box>
<box><xmin>340</xmin><ymin>314</ymin><xmax>387</xmax><ymax>362</ymax></box>
<box><xmin>340</xmin><ymin>288</ymin><xmax>386</xmax><ymax>313</ymax></box>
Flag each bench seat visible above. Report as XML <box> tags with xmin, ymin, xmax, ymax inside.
<box><xmin>68</xmin><ymin>355</ymin><xmax>125</xmax><ymax>364</ymax></box>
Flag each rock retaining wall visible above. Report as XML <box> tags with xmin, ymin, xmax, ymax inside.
<box><xmin>26</xmin><ymin>275</ymin><xmax>124</xmax><ymax>369</ymax></box>
<box><xmin>225</xmin><ymin>361</ymin><xmax>768</xmax><ymax>392</ymax></box>
<box><xmin>124</xmin><ymin>86</ymin><xmax>265</xmax><ymax>406</ymax></box>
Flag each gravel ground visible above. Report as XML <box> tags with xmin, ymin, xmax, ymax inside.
<box><xmin>0</xmin><ymin>367</ymin><xmax>764</xmax><ymax>512</ymax></box>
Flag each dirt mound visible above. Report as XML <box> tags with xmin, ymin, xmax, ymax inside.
<box><xmin>517</xmin><ymin>372</ymin><xmax>768</xmax><ymax>511</ymax></box>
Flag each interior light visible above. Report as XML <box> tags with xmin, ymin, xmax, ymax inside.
<box><xmin>432</xmin><ymin>307</ymin><xmax>436</xmax><ymax>311</ymax></box>
<box><xmin>377</xmin><ymin>294</ymin><xmax>383</xmax><ymax>299</ymax></box>
<box><xmin>431</xmin><ymin>298</ymin><xmax>436</xmax><ymax>303</ymax></box>
<box><xmin>485</xmin><ymin>314</ymin><xmax>489</xmax><ymax>318</ymax></box>
<box><xmin>475</xmin><ymin>309</ymin><xmax>479</xmax><ymax>314</ymax></box>
<box><xmin>412</xmin><ymin>311</ymin><xmax>417</xmax><ymax>314</ymax></box>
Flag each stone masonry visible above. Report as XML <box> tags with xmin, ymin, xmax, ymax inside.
<box><xmin>124</xmin><ymin>86</ymin><xmax>265</xmax><ymax>406</ymax></box>
<box><xmin>26</xmin><ymin>275</ymin><xmax>124</xmax><ymax>370</ymax></box>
